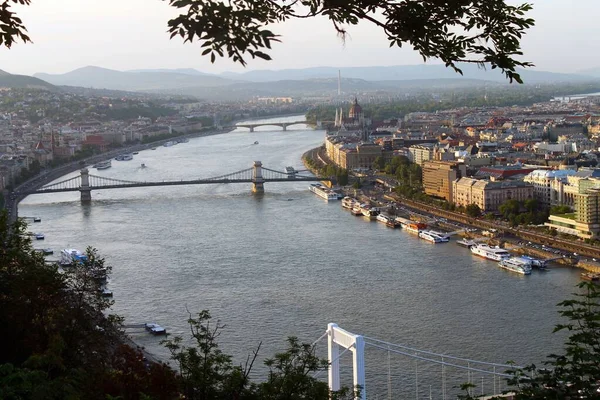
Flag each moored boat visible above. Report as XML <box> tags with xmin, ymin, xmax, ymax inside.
<box><xmin>419</xmin><ymin>230</ymin><xmax>443</xmax><ymax>243</ymax></box>
<box><xmin>402</xmin><ymin>221</ymin><xmax>427</xmax><ymax>235</ymax></box>
<box><xmin>342</xmin><ymin>196</ymin><xmax>357</xmax><ymax>209</ymax></box>
<box><xmin>581</xmin><ymin>272</ymin><xmax>600</xmax><ymax>282</ymax></box>
<box><xmin>163</xmin><ymin>141</ymin><xmax>176</xmax><ymax>147</ymax></box>
<box><xmin>308</xmin><ymin>183</ymin><xmax>339</xmax><ymax>201</ymax></box>
<box><xmin>115</xmin><ymin>153</ymin><xmax>133</xmax><ymax>161</ymax></box>
<box><xmin>145</xmin><ymin>323</ymin><xmax>167</xmax><ymax>335</ymax></box>
<box><xmin>351</xmin><ymin>204</ymin><xmax>363</xmax><ymax>216</ymax></box>
<box><xmin>95</xmin><ymin>160</ymin><xmax>112</xmax><ymax>169</ymax></box>
<box><xmin>457</xmin><ymin>239</ymin><xmax>476</xmax><ymax>248</ymax></box>
<box><xmin>60</xmin><ymin>249</ymin><xmax>88</xmax><ymax>266</ymax></box>
<box><xmin>361</xmin><ymin>205</ymin><xmax>380</xmax><ymax>220</ymax></box>
<box><xmin>498</xmin><ymin>257</ymin><xmax>532</xmax><ymax>275</ymax></box>
<box><xmin>470</xmin><ymin>244</ymin><xmax>510</xmax><ymax>261</ymax></box>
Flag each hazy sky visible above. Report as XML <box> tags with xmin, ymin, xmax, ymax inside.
<box><xmin>1</xmin><ymin>0</ymin><xmax>598</xmax><ymax>75</ymax></box>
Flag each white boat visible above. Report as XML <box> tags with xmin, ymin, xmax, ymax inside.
<box><xmin>342</xmin><ymin>196</ymin><xmax>357</xmax><ymax>209</ymax></box>
<box><xmin>519</xmin><ymin>255</ymin><xmax>546</xmax><ymax>269</ymax></box>
<box><xmin>351</xmin><ymin>204</ymin><xmax>363</xmax><ymax>216</ymax></box>
<box><xmin>499</xmin><ymin>257</ymin><xmax>532</xmax><ymax>275</ymax></box>
<box><xmin>377</xmin><ymin>214</ymin><xmax>391</xmax><ymax>224</ymax></box>
<box><xmin>470</xmin><ymin>244</ymin><xmax>511</xmax><ymax>261</ymax></box>
<box><xmin>361</xmin><ymin>205</ymin><xmax>380</xmax><ymax>220</ymax></box>
<box><xmin>115</xmin><ymin>153</ymin><xmax>133</xmax><ymax>161</ymax></box>
<box><xmin>95</xmin><ymin>160</ymin><xmax>112</xmax><ymax>170</ymax></box>
<box><xmin>178</xmin><ymin>138</ymin><xmax>189</xmax><ymax>143</ymax></box>
<box><xmin>308</xmin><ymin>183</ymin><xmax>339</xmax><ymax>201</ymax></box>
<box><xmin>163</xmin><ymin>141</ymin><xmax>176</xmax><ymax>147</ymax></box>
<box><xmin>145</xmin><ymin>323</ymin><xmax>167</xmax><ymax>335</ymax></box>
<box><xmin>419</xmin><ymin>230</ymin><xmax>443</xmax><ymax>243</ymax></box>
<box><xmin>428</xmin><ymin>230</ymin><xmax>450</xmax><ymax>242</ymax></box>
<box><xmin>34</xmin><ymin>233</ymin><xmax>45</xmax><ymax>240</ymax></box>
<box><xmin>60</xmin><ymin>248</ymin><xmax>88</xmax><ymax>266</ymax></box>
<box><xmin>456</xmin><ymin>239</ymin><xmax>477</xmax><ymax>248</ymax></box>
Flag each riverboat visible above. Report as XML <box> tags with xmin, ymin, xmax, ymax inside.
<box><xmin>419</xmin><ymin>230</ymin><xmax>443</xmax><ymax>243</ymax></box>
<box><xmin>470</xmin><ymin>244</ymin><xmax>510</xmax><ymax>261</ymax></box>
<box><xmin>308</xmin><ymin>183</ymin><xmax>338</xmax><ymax>201</ymax></box>
<box><xmin>457</xmin><ymin>239</ymin><xmax>476</xmax><ymax>248</ymax></box>
<box><xmin>428</xmin><ymin>230</ymin><xmax>450</xmax><ymax>242</ymax></box>
<box><xmin>351</xmin><ymin>204</ymin><xmax>363</xmax><ymax>216</ymax></box>
<box><xmin>498</xmin><ymin>257</ymin><xmax>532</xmax><ymax>275</ymax></box>
<box><xmin>361</xmin><ymin>205</ymin><xmax>380</xmax><ymax>220</ymax></box>
<box><xmin>60</xmin><ymin>249</ymin><xmax>88</xmax><ymax>266</ymax></box>
<box><xmin>341</xmin><ymin>196</ymin><xmax>357</xmax><ymax>210</ymax></box>
<box><xmin>519</xmin><ymin>255</ymin><xmax>547</xmax><ymax>269</ymax></box>
<box><xmin>581</xmin><ymin>272</ymin><xmax>600</xmax><ymax>282</ymax></box>
<box><xmin>115</xmin><ymin>153</ymin><xmax>133</xmax><ymax>161</ymax></box>
<box><xmin>402</xmin><ymin>222</ymin><xmax>427</xmax><ymax>235</ymax></box>
<box><xmin>95</xmin><ymin>160</ymin><xmax>112</xmax><ymax>170</ymax></box>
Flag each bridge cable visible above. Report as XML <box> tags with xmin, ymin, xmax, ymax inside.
<box><xmin>312</xmin><ymin>343</ymin><xmax>354</xmax><ymax>379</ymax></box>
<box><xmin>363</xmin><ymin>336</ymin><xmax>522</xmax><ymax>369</ymax></box>
<box><xmin>364</xmin><ymin>342</ymin><xmax>514</xmax><ymax>377</ymax></box>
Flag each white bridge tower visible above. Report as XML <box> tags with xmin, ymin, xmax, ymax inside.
<box><xmin>327</xmin><ymin>323</ymin><xmax>366</xmax><ymax>400</ymax></box>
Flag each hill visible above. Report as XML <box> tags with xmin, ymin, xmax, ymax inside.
<box><xmin>220</xmin><ymin>64</ymin><xmax>595</xmax><ymax>84</ymax></box>
<box><xmin>34</xmin><ymin>66</ymin><xmax>237</xmax><ymax>91</ymax></box>
<box><xmin>0</xmin><ymin>70</ymin><xmax>56</xmax><ymax>90</ymax></box>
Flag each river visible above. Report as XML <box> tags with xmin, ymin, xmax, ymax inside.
<box><xmin>20</xmin><ymin>115</ymin><xmax>581</xmax><ymax>398</ymax></box>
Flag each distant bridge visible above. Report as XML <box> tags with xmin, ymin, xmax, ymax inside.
<box><xmin>230</xmin><ymin>121</ymin><xmax>307</xmax><ymax>132</ymax></box>
<box><xmin>15</xmin><ymin>161</ymin><xmax>331</xmax><ymax>202</ymax></box>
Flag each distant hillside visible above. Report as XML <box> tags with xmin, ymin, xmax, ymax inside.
<box><xmin>34</xmin><ymin>66</ymin><xmax>237</xmax><ymax>92</ymax></box>
<box><xmin>0</xmin><ymin>70</ymin><xmax>56</xmax><ymax>90</ymax></box>
<box><xmin>221</xmin><ymin>64</ymin><xmax>596</xmax><ymax>84</ymax></box>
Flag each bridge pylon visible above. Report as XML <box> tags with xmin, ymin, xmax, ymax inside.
<box><xmin>251</xmin><ymin>161</ymin><xmax>265</xmax><ymax>194</ymax></box>
<box><xmin>80</xmin><ymin>168</ymin><xmax>92</xmax><ymax>202</ymax></box>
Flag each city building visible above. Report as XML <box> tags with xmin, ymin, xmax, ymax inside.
<box><xmin>545</xmin><ymin>187</ymin><xmax>600</xmax><ymax>239</ymax></box>
<box><xmin>422</xmin><ymin>160</ymin><xmax>467</xmax><ymax>201</ymax></box>
<box><xmin>453</xmin><ymin>177</ymin><xmax>534</xmax><ymax>212</ymax></box>
<box><xmin>523</xmin><ymin>169</ymin><xmax>576</xmax><ymax>207</ymax></box>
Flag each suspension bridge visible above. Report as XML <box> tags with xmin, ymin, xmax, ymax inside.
<box><xmin>312</xmin><ymin>324</ymin><xmax>520</xmax><ymax>400</ymax></box>
<box><xmin>14</xmin><ymin>161</ymin><xmax>332</xmax><ymax>202</ymax></box>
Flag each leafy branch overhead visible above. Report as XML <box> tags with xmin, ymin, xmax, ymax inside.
<box><xmin>166</xmin><ymin>0</ymin><xmax>535</xmax><ymax>83</ymax></box>
<box><xmin>0</xmin><ymin>0</ymin><xmax>31</xmax><ymax>48</ymax></box>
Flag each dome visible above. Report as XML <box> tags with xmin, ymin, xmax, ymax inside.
<box><xmin>348</xmin><ymin>97</ymin><xmax>362</xmax><ymax>119</ymax></box>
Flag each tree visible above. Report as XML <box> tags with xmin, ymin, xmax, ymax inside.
<box><xmin>465</xmin><ymin>203</ymin><xmax>482</xmax><ymax>218</ymax></box>
<box><xmin>3</xmin><ymin>0</ymin><xmax>534</xmax><ymax>83</ymax></box>
<box><xmin>497</xmin><ymin>282</ymin><xmax>600</xmax><ymax>399</ymax></box>
<box><xmin>499</xmin><ymin>199</ymin><xmax>520</xmax><ymax>219</ymax></box>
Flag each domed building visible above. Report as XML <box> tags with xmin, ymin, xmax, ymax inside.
<box><xmin>348</xmin><ymin>97</ymin><xmax>363</xmax><ymax>121</ymax></box>
<box><xmin>334</xmin><ymin>97</ymin><xmax>366</xmax><ymax>129</ymax></box>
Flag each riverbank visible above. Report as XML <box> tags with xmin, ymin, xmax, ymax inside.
<box><xmin>302</xmin><ymin>146</ymin><xmax>600</xmax><ymax>271</ymax></box>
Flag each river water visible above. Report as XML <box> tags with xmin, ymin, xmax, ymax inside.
<box><xmin>20</xmin><ymin>115</ymin><xmax>581</xmax><ymax>398</ymax></box>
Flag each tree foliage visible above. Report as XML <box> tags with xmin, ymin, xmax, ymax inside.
<box><xmin>165</xmin><ymin>0</ymin><xmax>534</xmax><ymax>83</ymax></box>
<box><xmin>0</xmin><ymin>0</ymin><xmax>30</xmax><ymax>49</ymax></box>
<box><xmin>465</xmin><ymin>203</ymin><xmax>482</xmax><ymax>218</ymax></box>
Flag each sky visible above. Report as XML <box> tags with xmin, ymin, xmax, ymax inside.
<box><xmin>0</xmin><ymin>0</ymin><xmax>598</xmax><ymax>76</ymax></box>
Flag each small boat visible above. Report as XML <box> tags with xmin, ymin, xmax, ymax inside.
<box><xmin>95</xmin><ymin>160</ymin><xmax>112</xmax><ymax>170</ymax></box>
<box><xmin>133</xmin><ymin>151</ymin><xmax>139</xmax><ymax>155</ymax></box>
<box><xmin>177</xmin><ymin>138</ymin><xmax>189</xmax><ymax>143</ymax></box>
<box><xmin>60</xmin><ymin>249</ymin><xmax>88</xmax><ymax>266</ymax></box>
<box><xmin>163</xmin><ymin>141</ymin><xmax>176</xmax><ymax>147</ymax></box>
<box><xmin>34</xmin><ymin>233</ymin><xmax>45</xmax><ymax>240</ymax></box>
<box><xmin>151</xmin><ymin>147</ymin><xmax>156</xmax><ymax>150</ymax></box>
<box><xmin>33</xmin><ymin>217</ymin><xmax>41</xmax><ymax>222</ymax></box>
<box><xmin>145</xmin><ymin>323</ymin><xmax>167</xmax><ymax>335</ymax></box>
<box><xmin>99</xmin><ymin>288</ymin><xmax>113</xmax><ymax>297</ymax></box>
<box><xmin>42</xmin><ymin>248</ymin><xmax>53</xmax><ymax>255</ymax></box>
<box><xmin>141</xmin><ymin>163</ymin><xmax>146</xmax><ymax>168</ymax></box>
<box><xmin>253</xmin><ymin>141</ymin><xmax>259</xmax><ymax>145</ymax></box>
<box><xmin>581</xmin><ymin>272</ymin><xmax>600</xmax><ymax>282</ymax></box>
<box><xmin>456</xmin><ymin>239</ymin><xmax>476</xmax><ymax>248</ymax></box>
<box><xmin>115</xmin><ymin>154</ymin><xmax>133</xmax><ymax>161</ymax></box>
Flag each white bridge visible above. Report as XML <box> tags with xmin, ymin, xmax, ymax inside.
<box><xmin>318</xmin><ymin>324</ymin><xmax>520</xmax><ymax>399</ymax></box>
